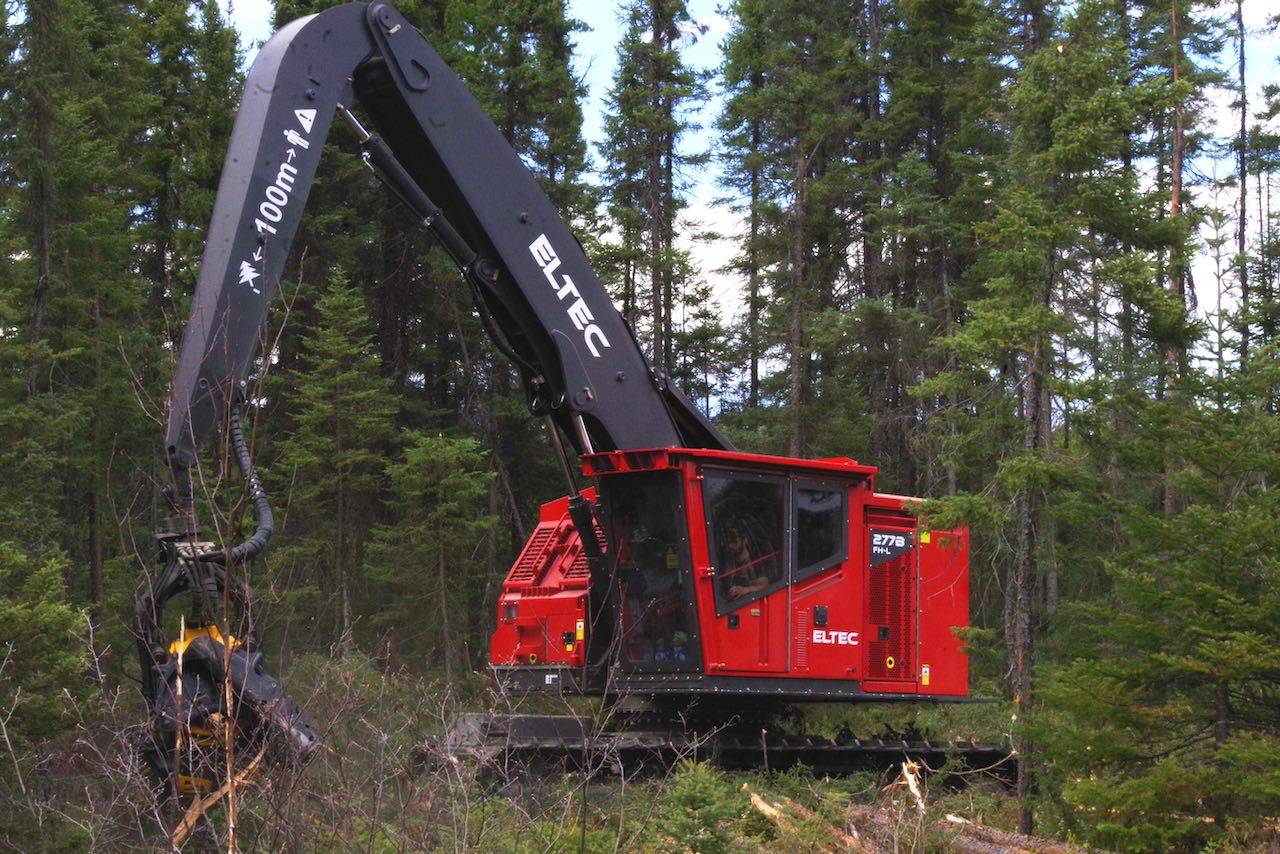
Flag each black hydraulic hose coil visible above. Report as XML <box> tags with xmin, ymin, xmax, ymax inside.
<box><xmin>204</xmin><ymin>404</ymin><xmax>273</xmax><ymax>565</ymax></box>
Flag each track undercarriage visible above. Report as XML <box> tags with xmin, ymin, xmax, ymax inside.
<box><xmin>434</xmin><ymin>703</ymin><xmax>1014</xmax><ymax>787</ymax></box>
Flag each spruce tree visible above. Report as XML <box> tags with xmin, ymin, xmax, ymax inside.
<box><xmin>717</xmin><ymin>0</ymin><xmax>863</xmax><ymax>458</ymax></box>
<box><xmin>600</xmin><ymin>0</ymin><xmax>705</xmax><ymax>374</ymax></box>
<box><xmin>272</xmin><ymin>273</ymin><xmax>399</xmax><ymax>652</ymax></box>
<box><xmin>364</xmin><ymin>434</ymin><xmax>495</xmax><ymax>679</ymax></box>
<box><xmin>445</xmin><ymin>0</ymin><xmax>592</xmax><ymax>221</ymax></box>
<box><xmin>0</xmin><ymin>0</ymin><xmax>158</xmax><ymax>617</ymax></box>
<box><xmin>1039</xmin><ymin>363</ymin><xmax>1280</xmax><ymax>849</ymax></box>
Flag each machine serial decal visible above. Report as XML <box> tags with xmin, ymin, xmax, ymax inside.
<box><xmin>870</xmin><ymin>529</ymin><xmax>913</xmax><ymax>567</ymax></box>
<box><xmin>529</xmin><ymin>234</ymin><xmax>612</xmax><ymax>357</ymax></box>
<box><xmin>812</xmin><ymin>629</ymin><xmax>860</xmax><ymax>646</ymax></box>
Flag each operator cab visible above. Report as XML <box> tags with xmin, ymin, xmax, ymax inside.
<box><xmin>490</xmin><ymin>448</ymin><xmax>969</xmax><ymax>702</ymax></box>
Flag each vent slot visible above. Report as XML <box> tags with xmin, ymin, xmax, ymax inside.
<box><xmin>870</xmin><ymin>566</ymin><xmax>888</xmax><ymax>624</ymax></box>
<box><xmin>560</xmin><ymin>523</ymin><xmax>604</xmax><ymax>582</ymax></box>
<box><xmin>793</xmin><ymin>608</ymin><xmax>810</xmax><ymax>670</ymax></box>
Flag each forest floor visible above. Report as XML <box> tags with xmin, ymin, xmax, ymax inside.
<box><xmin>7</xmin><ymin>653</ymin><xmax>1110</xmax><ymax>851</ymax></box>
<box><xmin>434</xmin><ymin>758</ymin><xmax>1093</xmax><ymax>853</ymax></box>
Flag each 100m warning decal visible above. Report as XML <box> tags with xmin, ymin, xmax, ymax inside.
<box><xmin>239</xmin><ymin>108</ymin><xmax>316</xmax><ymax>294</ymax></box>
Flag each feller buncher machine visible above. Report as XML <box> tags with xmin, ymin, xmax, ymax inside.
<box><xmin>137</xmin><ymin>2</ymin><xmax>995</xmax><ymax>796</ymax></box>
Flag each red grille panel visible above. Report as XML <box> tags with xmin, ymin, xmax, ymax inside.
<box><xmin>507</xmin><ymin>527</ymin><xmax>554</xmax><ymax>586</ymax></box>
<box><xmin>563</xmin><ymin>552</ymin><xmax>589</xmax><ymax>580</ymax></box>
<box><xmin>867</xmin><ymin>550</ymin><xmax>914</xmax><ymax>679</ymax></box>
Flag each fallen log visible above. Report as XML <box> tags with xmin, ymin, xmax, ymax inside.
<box><xmin>742</xmin><ymin>782</ymin><xmax>863</xmax><ymax>851</ymax></box>
<box><xmin>938</xmin><ymin>814</ymin><xmax>1092</xmax><ymax>853</ymax></box>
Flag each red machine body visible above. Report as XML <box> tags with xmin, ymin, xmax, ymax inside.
<box><xmin>490</xmin><ymin>447</ymin><xmax>968</xmax><ymax>701</ymax></box>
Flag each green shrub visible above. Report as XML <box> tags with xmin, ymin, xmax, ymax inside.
<box><xmin>655</xmin><ymin>761</ymin><xmax>743</xmax><ymax>853</ymax></box>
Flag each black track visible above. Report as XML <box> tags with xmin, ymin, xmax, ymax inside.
<box><xmin>432</xmin><ymin>714</ymin><xmax>1015</xmax><ymax>785</ymax></box>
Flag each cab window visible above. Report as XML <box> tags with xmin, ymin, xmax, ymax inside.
<box><xmin>703</xmin><ymin>473</ymin><xmax>786</xmax><ymax>614</ymax></box>
<box><xmin>794</xmin><ymin>481</ymin><xmax>846</xmax><ymax>580</ymax></box>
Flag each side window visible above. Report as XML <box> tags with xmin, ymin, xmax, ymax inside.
<box><xmin>794</xmin><ymin>481</ymin><xmax>846</xmax><ymax>580</ymax></box>
<box><xmin>704</xmin><ymin>473</ymin><xmax>786</xmax><ymax>614</ymax></box>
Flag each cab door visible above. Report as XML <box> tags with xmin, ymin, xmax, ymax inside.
<box><xmin>602</xmin><ymin>471</ymin><xmax>703</xmax><ymax>673</ymax></box>
<box><xmin>698</xmin><ymin>470</ymin><xmax>789</xmax><ymax>673</ymax></box>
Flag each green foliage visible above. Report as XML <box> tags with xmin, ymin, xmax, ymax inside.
<box><xmin>271</xmin><ymin>272</ymin><xmax>401</xmax><ymax>649</ymax></box>
<box><xmin>654</xmin><ymin>761</ymin><xmax>742</xmax><ymax>854</ymax></box>
<box><xmin>0</xmin><ymin>543</ymin><xmax>84</xmax><ymax>745</ymax></box>
<box><xmin>445</xmin><ymin>0</ymin><xmax>592</xmax><ymax>221</ymax></box>
<box><xmin>1037</xmin><ymin>417</ymin><xmax>1280</xmax><ymax>847</ymax></box>
<box><xmin>365</xmin><ymin>432</ymin><xmax>496</xmax><ymax>672</ymax></box>
<box><xmin>599</xmin><ymin>0</ymin><xmax>707</xmax><ymax>373</ymax></box>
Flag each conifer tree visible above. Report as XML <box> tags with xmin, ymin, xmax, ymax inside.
<box><xmin>716</xmin><ymin>4</ymin><xmax>769</xmax><ymax>408</ymax></box>
<box><xmin>138</xmin><ymin>0</ymin><xmax>241</xmax><ymax>311</ymax></box>
<box><xmin>600</xmin><ymin>0</ymin><xmax>705</xmax><ymax>373</ymax></box>
<box><xmin>670</xmin><ymin>276</ymin><xmax>733</xmax><ymax>415</ymax></box>
<box><xmin>273</xmin><ymin>273</ymin><xmax>399</xmax><ymax>652</ymax></box>
<box><xmin>0</xmin><ymin>0</ymin><xmax>158</xmax><ymax>617</ymax></box>
<box><xmin>917</xmin><ymin>0</ymin><xmax>1192</xmax><ymax>829</ymax></box>
<box><xmin>446</xmin><ymin>0</ymin><xmax>592</xmax><ymax>222</ymax></box>
<box><xmin>365</xmin><ymin>434</ymin><xmax>495</xmax><ymax>678</ymax></box>
<box><xmin>0</xmin><ymin>542</ymin><xmax>85</xmax><ymax>845</ymax></box>
<box><xmin>717</xmin><ymin>0</ymin><xmax>863</xmax><ymax>457</ymax></box>
<box><xmin>1039</xmin><ymin>363</ymin><xmax>1280</xmax><ymax>849</ymax></box>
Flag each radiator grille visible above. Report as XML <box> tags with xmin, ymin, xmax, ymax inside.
<box><xmin>563</xmin><ymin>552</ymin><xmax>589</xmax><ymax>580</ymax></box>
<box><xmin>560</xmin><ymin>524</ymin><xmax>604</xmax><ymax>582</ymax></box>
<box><xmin>867</xmin><ymin>550</ymin><xmax>914</xmax><ymax>679</ymax></box>
<box><xmin>870</xmin><ymin>566</ymin><xmax>888</xmax><ymax>624</ymax></box>
<box><xmin>508</xmin><ymin>527</ymin><xmax>554</xmax><ymax>586</ymax></box>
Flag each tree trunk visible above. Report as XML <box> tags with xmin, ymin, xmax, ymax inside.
<box><xmin>646</xmin><ymin>1</ymin><xmax>666</xmax><ymax>371</ymax></box>
<box><xmin>1164</xmin><ymin>0</ymin><xmax>1187</xmax><ymax>516</ymax></box>
<box><xmin>89</xmin><ymin>288</ymin><xmax>104</xmax><ymax>616</ymax></box>
<box><xmin>943</xmin><ymin>260</ymin><xmax>958</xmax><ymax>496</ymax></box>
<box><xmin>1167</xmin><ymin>0</ymin><xmax>1186</xmax><ymax>373</ymax></box>
<box><xmin>747</xmin><ymin>121</ymin><xmax>762</xmax><ymax>405</ymax></box>
<box><xmin>438</xmin><ymin>539</ymin><xmax>453</xmax><ymax>682</ymax></box>
<box><xmin>1012</xmin><ymin>241</ymin><xmax>1053</xmax><ymax>835</ymax></box>
<box><xmin>787</xmin><ymin>152</ymin><xmax>809</xmax><ymax>457</ymax></box>
<box><xmin>862</xmin><ymin>0</ymin><xmax>883</xmax><ymax>304</ymax></box>
<box><xmin>28</xmin><ymin>43</ymin><xmax>54</xmax><ymax>392</ymax></box>
<box><xmin>623</xmin><ymin>214</ymin><xmax>637</xmax><ymax>324</ymax></box>
<box><xmin>337</xmin><ymin>473</ymin><xmax>352</xmax><ymax>655</ymax></box>
<box><xmin>1013</xmin><ymin>346</ymin><xmax>1041</xmax><ymax>836</ymax></box>
<box><xmin>493</xmin><ymin>452</ymin><xmax>527</xmax><ymax>544</ymax></box>
<box><xmin>662</xmin><ymin>117</ymin><xmax>675</xmax><ymax>374</ymax></box>
<box><xmin>1237</xmin><ymin>0</ymin><xmax>1249</xmax><ymax>365</ymax></box>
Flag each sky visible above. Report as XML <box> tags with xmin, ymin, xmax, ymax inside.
<box><xmin>220</xmin><ymin>1</ymin><xmax>1280</xmax><ymax>326</ymax></box>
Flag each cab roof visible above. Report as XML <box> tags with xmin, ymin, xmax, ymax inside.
<box><xmin>582</xmin><ymin>447</ymin><xmax>878</xmax><ymax>483</ymax></box>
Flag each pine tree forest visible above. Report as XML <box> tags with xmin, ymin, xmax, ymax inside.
<box><xmin>3</xmin><ymin>0</ymin><xmax>1280</xmax><ymax>849</ymax></box>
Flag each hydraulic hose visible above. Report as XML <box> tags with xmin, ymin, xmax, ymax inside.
<box><xmin>204</xmin><ymin>404</ymin><xmax>273</xmax><ymax>565</ymax></box>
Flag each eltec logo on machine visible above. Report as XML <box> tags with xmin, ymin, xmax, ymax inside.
<box><xmin>529</xmin><ymin>234</ymin><xmax>612</xmax><ymax>358</ymax></box>
<box><xmin>812</xmin><ymin>629</ymin><xmax>860</xmax><ymax>646</ymax></box>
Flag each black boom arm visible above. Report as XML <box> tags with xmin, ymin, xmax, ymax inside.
<box><xmin>166</xmin><ymin>1</ymin><xmax>729</xmax><ymax>481</ymax></box>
